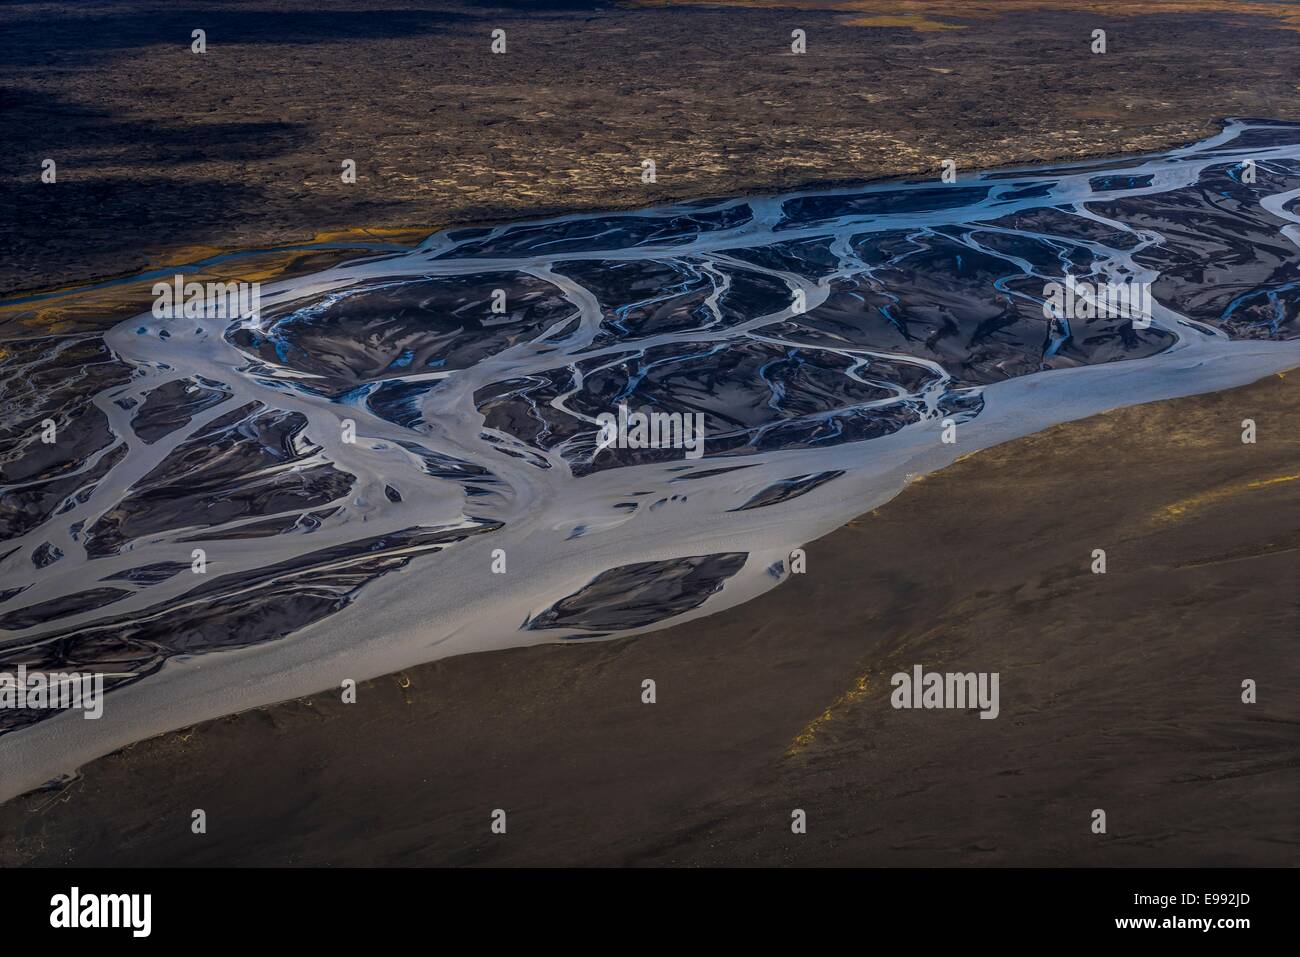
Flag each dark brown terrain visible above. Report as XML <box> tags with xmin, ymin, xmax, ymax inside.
<box><xmin>4</xmin><ymin>0</ymin><xmax>1300</xmax><ymax>300</ymax></box>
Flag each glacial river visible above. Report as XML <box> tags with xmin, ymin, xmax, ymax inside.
<box><xmin>1</xmin><ymin>118</ymin><xmax>1298</xmax><ymax>801</ymax></box>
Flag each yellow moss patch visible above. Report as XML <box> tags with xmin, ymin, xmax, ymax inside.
<box><xmin>844</xmin><ymin>14</ymin><xmax>964</xmax><ymax>29</ymax></box>
<box><xmin>629</xmin><ymin>1</ymin><xmax>1300</xmax><ymax>33</ymax></box>
<box><xmin>153</xmin><ymin>244</ymin><xmax>226</xmax><ymax>267</ymax></box>
<box><xmin>0</xmin><ymin>227</ymin><xmax>436</xmax><ymax>334</ymax></box>
<box><xmin>786</xmin><ymin>674</ymin><xmax>871</xmax><ymax>756</ymax></box>
<box><xmin>308</xmin><ymin>226</ymin><xmax>429</xmax><ymax>245</ymax></box>
<box><xmin>1155</xmin><ymin>472</ymin><xmax>1300</xmax><ymax>524</ymax></box>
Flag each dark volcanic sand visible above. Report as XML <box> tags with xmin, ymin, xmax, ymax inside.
<box><xmin>4</xmin><ymin>0</ymin><xmax>1300</xmax><ymax>297</ymax></box>
<box><xmin>3</xmin><ymin>370</ymin><xmax>1296</xmax><ymax>866</ymax></box>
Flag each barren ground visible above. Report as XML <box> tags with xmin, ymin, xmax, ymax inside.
<box><xmin>4</xmin><ymin>0</ymin><xmax>1299</xmax><ymax>298</ymax></box>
